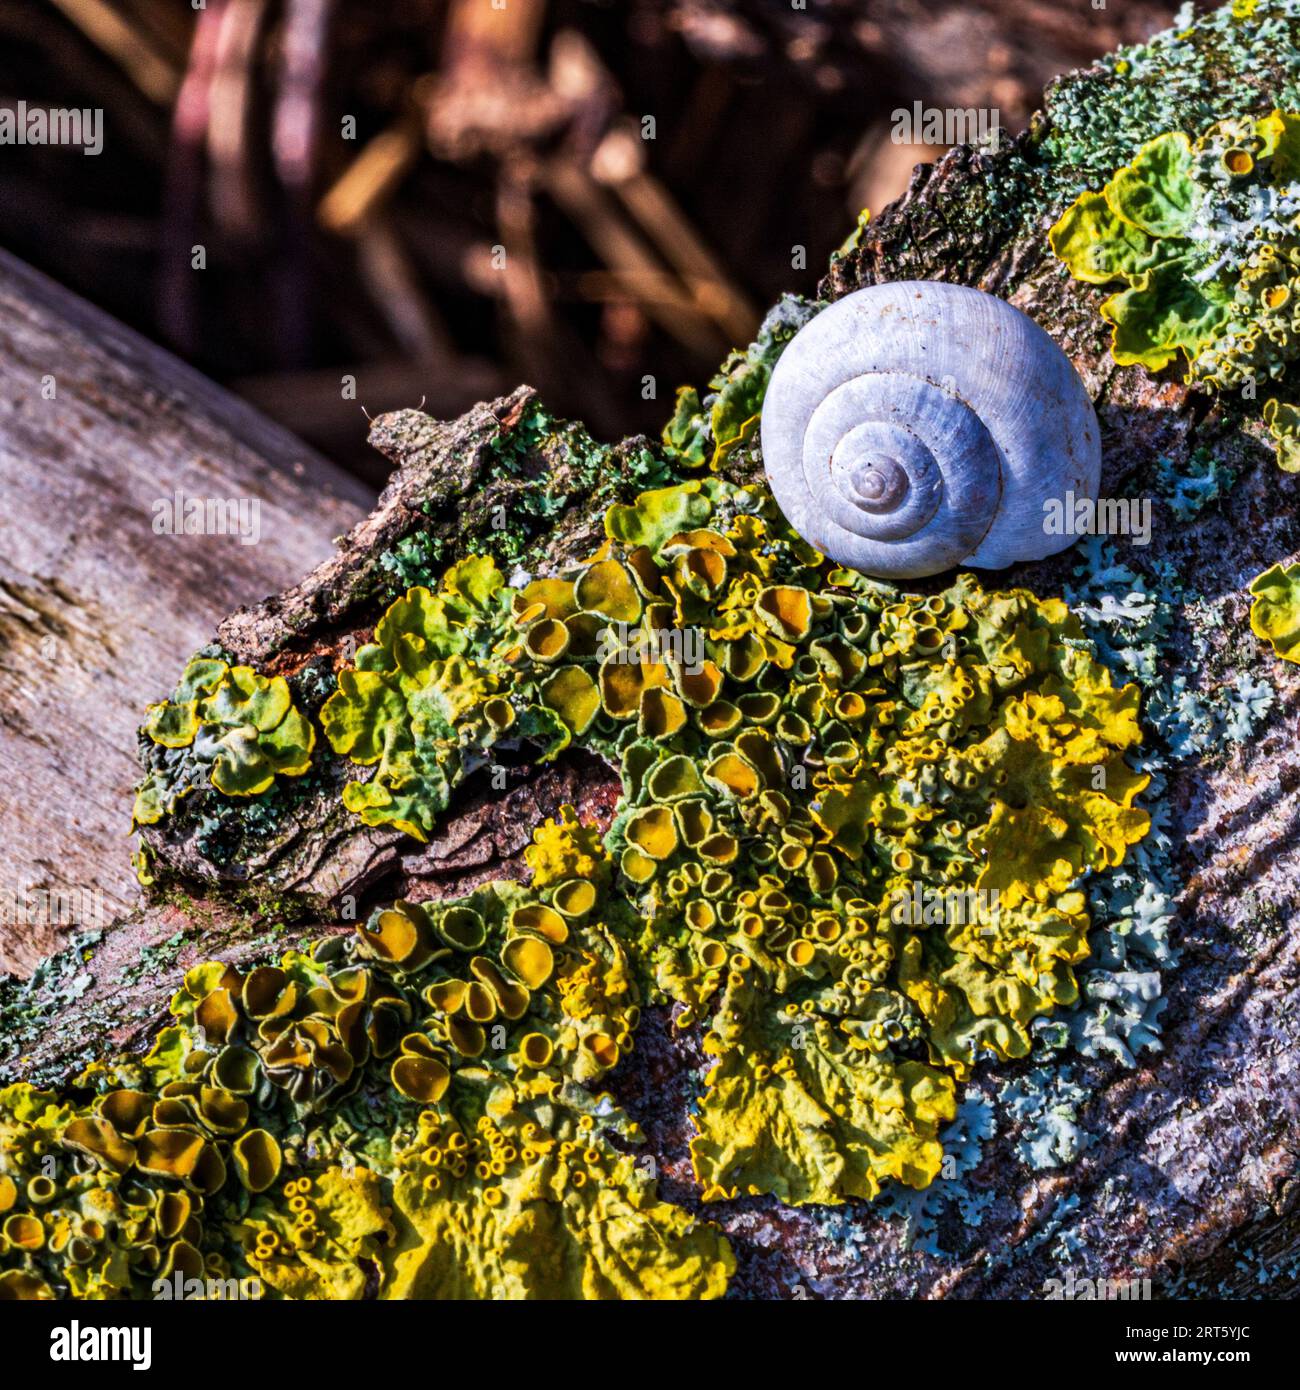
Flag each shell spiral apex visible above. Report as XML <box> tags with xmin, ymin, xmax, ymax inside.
<box><xmin>760</xmin><ymin>281</ymin><xmax>1101</xmax><ymax>579</ymax></box>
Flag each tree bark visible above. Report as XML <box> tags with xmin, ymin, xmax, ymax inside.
<box><xmin>3</xmin><ymin>57</ymin><xmax>1300</xmax><ymax>1302</ymax></box>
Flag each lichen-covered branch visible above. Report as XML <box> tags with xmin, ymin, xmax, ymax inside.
<box><xmin>3</xmin><ymin>0</ymin><xmax>1300</xmax><ymax>1302</ymax></box>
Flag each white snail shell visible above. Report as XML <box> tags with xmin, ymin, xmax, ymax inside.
<box><xmin>760</xmin><ymin>281</ymin><xmax>1101</xmax><ymax>579</ymax></box>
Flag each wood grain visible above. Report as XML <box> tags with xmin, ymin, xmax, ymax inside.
<box><xmin>0</xmin><ymin>248</ymin><xmax>372</xmax><ymax>973</ymax></box>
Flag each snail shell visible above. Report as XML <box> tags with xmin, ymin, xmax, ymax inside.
<box><xmin>760</xmin><ymin>281</ymin><xmax>1101</xmax><ymax>579</ymax></box>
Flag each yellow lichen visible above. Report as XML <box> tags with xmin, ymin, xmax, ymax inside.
<box><xmin>0</xmin><ymin>814</ymin><xmax>730</xmax><ymax>1299</ymax></box>
<box><xmin>132</xmin><ymin>658</ymin><xmax>315</xmax><ymax>824</ymax></box>
<box><xmin>75</xmin><ymin>468</ymin><xmax>1155</xmax><ymax>1297</ymax></box>
<box><xmin>1249</xmin><ymin>559</ymin><xmax>1300</xmax><ymax>662</ymax></box>
<box><xmin>313</xmin><ymin>477</ymin><xmax>1147</xmax><ymax>1208</ymax></box>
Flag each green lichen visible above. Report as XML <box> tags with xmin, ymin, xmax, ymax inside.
<box><xmin>1051</xmin><ymin>108</ymin><xmax>1300</xmax><ymax>467</ymax></box>
<box><xmin>1249</xmin><ymin>558</ymin><xmax>1300</xmax><ymax>660</ymax></box>
<box><xmin>1155</xmin><ymin>446</ymin><xmax>1240</xmax><ymax>518</ymax></box>
<box><xmin>482</xmin><ymin>398</ymin><xmax>674</xmax><ymax>515</ymax></box>
<box><xmin>132</xmin><ymin>658</ymin><xmax>316</xmax><ymax>827</ymax></box>
<box><xmin>370</xmin><ymin>398</ymin><xmax>678</xmax><ymax>594</ymax></box>
<box><xmin>378</xmin><ymin>526</ymin><xmax>448</xmax><ymax>593</ymax></box>
<box><xmin>319</xmin><ymin>555</ymin><xmax>562</xmax><ymax>840</ymax></box>
<box><xmin>58</xmin><ymin>69</ymin><xmax>1244</xmax><ymax>1282</ymax></box>
<box><xmin>188</xmin><ymin>764</ymin><xmax>336</xmax><ymax>872</ymax></box>
<box><xmin>823</xmin><ymin>4</ymin><xmax>1300</xmax><ymax>294</ymax></box>
<box><xmin>660</xmin><ymin>295</ymin><xmax>818</xmax><ymax>472</ymax></box>
<box><xmin>319</xmin><ymin>476</ymin><xmax>1150</xmax><ymax>1209</ymax></box>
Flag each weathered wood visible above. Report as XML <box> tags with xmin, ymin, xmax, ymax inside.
<box><xmin>0</xmin><ymin>248</ymin><xmax>372</xmax><ymax>973</ymax></box>
<box><xmin>3</xmin><ymin>22</ymin><xmax>1299</xmax><ymax>1302</ymax></box>
<box><xmin>0</xmin><ymin>377</ymin><xmax>645</xmax><ymax>1081</ymax></box>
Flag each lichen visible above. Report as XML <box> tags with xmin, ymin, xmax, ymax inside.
<box><xmin>132</xmin><ymin>658</ymin><xmax>316</xmax><ymax>827</ymax></box>
<box><xmin>1249</xmin><ymin>558</ymin><xmax>1300</xmax><ymax>660</ymax></box>
<box><xmin>1050</xmin><ymin>108</ymin><xmax>1300</xmax><ymax>467</ymax></box>
<box><xmin>0</xmin><ymin>816</ymin><xmax>733</xmax><ymax>1299</ymax></box>
<box><xmin>1155</xmin><ymin>446</ymin><xmax>1239</xmax><ymax>518</ymax></box>
<box><xmin>1041</xmin><ymin>1</ymin><xmax>1300</xmax><ymax>209</ymax></box>
<box><xmin>20</xmin><ymin>0</ymin><xmax>1289</xmax><ymax>1301</ymax></box>
<box><xmin>1056</xmin><ymin>541</ymin><xmax>1186</xmax><ymax>1067</ymax></box>
<box><xmin>319</xmin><ymin>557</ymin><xmax>530</xmax><ymax>840</ymax></box>
<box><xmin>318</xmin><ymin>474</ymin><xmax>1149</xmax><ymax>1210</ymax></box>
<box><xmin>999</xmin><ymin>1064</ymin><xmax>1095</xmax><ymax>1170</ymax></box>
<box><xmin>867</xmin><ymin>1089</ymin><xmax>998</xmax><ymax>1256</ymax></box>
<box><xmin>660</xmin><ymin>295</ymin><xmax>818</xmax><ymax>472</ymax></box>
<box><xmin>14</xmin><ymin>450</ymin><xmax>1161</xmax><ymax>1298</ymax></box>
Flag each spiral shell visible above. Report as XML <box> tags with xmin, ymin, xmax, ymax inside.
<box><xmin>760</xmin><ymin>281</ymin><xmax>1101</xmax><ymax>579</ymax></box>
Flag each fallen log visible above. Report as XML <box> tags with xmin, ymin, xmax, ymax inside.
<box><xmin>0</xmin><ymin>248</ymin><xmax>372</xmax><ymax>972</ymax></box>
<box><xmin>2</xmin><ymin>3</ymin><xmax>1299</xmax><ymax>1301</ymax></box>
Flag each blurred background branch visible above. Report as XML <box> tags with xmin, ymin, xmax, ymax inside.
<box><xmin>0</xmin><ymin>0</ymin><xmax>1177</xmax><ymax>482</ymax></box>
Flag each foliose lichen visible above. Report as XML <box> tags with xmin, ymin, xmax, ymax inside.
<box><xmin>1051</xmin><ymin>108</ymin><xmax>1300</xmax><ymax>467</ymax></box>
<box><xmin>133</xmin><ymin>658</ymin><xmax>316</xmax><ymax>828</ymax></box>
<box><xmin>1054</xmin><ymin>541</ymin><xmax>1186</xmax><ymax>1067</ymax></box>
<box><xmin>661</xmin><ymin>295</ymin><xmax>818</xmax><ymax>472</ymax></box>
<box><xmin>998</xmin><ymin>1064</ymin><xmax>1095</xmax><ymax>1170</ymax></box>
<box><xmin>17</xmin><ymin>449</ymin><xmax>1162</xmax><ymax>1299</ymax></box>
<box><xmin>0</xmin><ymin>811</ymin><xmax>733</xmax><ymax>1299</ymax></box>
<box><xmin>1248</xmin><ymin>558</ymin><xmax>1300</xmax><ymax>659</ymax></box>
<box><xmin>318</xmin><ymin>473</ymin><xmax>1151</xmax><ymax>1209</ymax></box>
<box><xmin>1155</xmin><ymin>446</ymin><xmax>1240</xmax><ymax>519</ymax></box>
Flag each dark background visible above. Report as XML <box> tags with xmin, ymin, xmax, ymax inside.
<box><xmin>1</xmin><ymin>0</ymin><xmax>1178</xmax><ymax>482</ymax></box>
